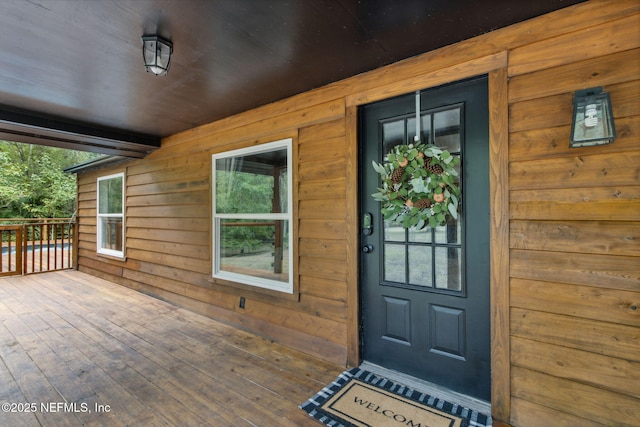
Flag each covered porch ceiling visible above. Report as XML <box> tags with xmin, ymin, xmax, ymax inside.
<box><xmin>0</xmin><ymin>0</ymin><xmax>584</xmax><ymax>157</ymax></box>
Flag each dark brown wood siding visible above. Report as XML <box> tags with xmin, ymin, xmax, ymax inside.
<box><xmin>76</xmin><ymin>1</ymin><xmax>639</xmax><ymax>424</ymax></box>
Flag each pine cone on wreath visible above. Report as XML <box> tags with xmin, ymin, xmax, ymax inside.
<box><xmin>426</xmin><ymin>158</ymin><xmax>443</xmax><ymax>175</ymax></box>
<box><xmin>391</xmin><ymin>167</ymin><xmax>405</xmax><ymax>184</ymax></box>
<box><xmin>414</xmin><ymin>198</ymin><xmax>431</xmax><ymax>209</ymax></box>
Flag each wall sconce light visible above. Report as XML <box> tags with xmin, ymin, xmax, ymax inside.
<box><xmin>142</xmin><ymin>35</ymin><xmax>173</xmax><ymax>76</ymax></box>
<box><xmin>570</xmin><ymin>87</ymin><xmax>616</xmax><ymax>148</ymax></box>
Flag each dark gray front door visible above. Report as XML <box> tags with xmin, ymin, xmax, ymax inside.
<box><xmin>359</xmin><ymin>76</ymin><xmax>490</xmax><ymax>401</ymax></box>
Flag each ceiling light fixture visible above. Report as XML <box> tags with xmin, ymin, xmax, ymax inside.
<box><xmin>141</xmin><ymin>35</ymin><xmax>173</xmax><ymax>76</ymax></box>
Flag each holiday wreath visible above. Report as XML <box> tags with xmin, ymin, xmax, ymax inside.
<box><xmin>371</xmin><ymin>143</ymin><xmax>460</xmax><ymax>229</ymax></box>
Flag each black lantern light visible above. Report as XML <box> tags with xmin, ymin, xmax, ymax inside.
<box><xmin>570</xmin><ymin>87</ymin><xmax>616</xmax><ymax>148</ymax></box>
<box><xmin>142</xmin><ymin>35</ymin><xmax>173</xmax><ymax>76</ymax></box>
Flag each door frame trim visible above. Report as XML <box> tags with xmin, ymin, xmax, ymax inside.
<box><xmin>345</xmin><ymin>52</ymin><xmax>509</xmax><ymax>420</ymax></box>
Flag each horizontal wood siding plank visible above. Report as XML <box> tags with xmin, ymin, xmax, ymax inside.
<box><xmin>78</xmin><ymin>258</ymin><xmax>124</xmax><ymax>279</ymax></box>
<box><xmin>510</xmin><ymin>80</ymin><xmax>639</xmax><ymax>135</ymax></box>
<box><xmin>511</xmin><ymin>249</ymin><xmax>639</xmax><ymax>292</ymax></box>
<box><xmin>127</xmin><ymin>205</ymin><xmax>209</xmax><ymax>218</ymax></box>
<box><xmin>511</xmin><ymin>336</ymin><xmax>640</xmax><ymax>399</ymax></box>
<box><xmin>298</xmin><ymin>293</ymin><xmax>346</xmax><ymax>321</ymax></box>
<box><xmin>127</xmin><ymin>227</ymin><xmax>209</xmax><ymax>246</ymax></box>
<box><xmin>510</xmin><ymin>152</ymin><xmax>639</xmax><ymax>191</ymax></box>
<box><xmin>510</xmin><ymin>115</ymin><xmax>639</xmax><ymax>162</ymax></box>
<box><xmin>221</xmin><ymin>295</ymin><xmax>346</xmax><ymax>347</ymax></box>
<box><xmin>126</xmin><ymin>238</ymin><xmax>209</xmax><ymax>261</ymax></box>
<box><xmin>125</xmin><ymin>217</ymin><xmax>209</xmax><ymax>232</ymax></box>
<box><xmin>299</xmin><ymin>275</ymin><xmax>346</xmax><ymax>302</ymax></box>
<box><xmin>508</xmin><ymin>14</ymin><xmax>640</xmax><ymax>77</ymax></box>
<box><xmin>125</xmin><ymin>248</ymin><xmax>210</xmax><ymax>275</ymax></box>
<box><xmin>511</xmin><ymin>307</ymin><xmax>640</xmax><ymax>362</ymax></box>
<box><xmin>298</xmin><ymin>178</ymin><xmax>346</xmax><ymax>201</ymax></box>
<box><xmin>126</xmin><ymin>155</ymin><xmax>209</xmax><ymax>176</ymax></box>
<box><xmin>511</xmin><ymin>366</ymin><xmax>640</xmax><ymax>426</ymax></box>
<box><xmin>509</xmin><ymin>48</ymin><xmax>640</xmax><ymax>103</ymax></box>
<box><xmin>511</xmin><ymin>397</ymin><xmax>603</xmax><ymax>427</ymax></box>
<box><xmin>298</xmin><ymin>136</ymin><xmax>346</xmax><ymax>163</ymax></box>
<box><xmin>127</xmin><ymin>259</ymin><xmax>211</xmax><ymax>289</ymax></box>
<box><xmin>298</xmin><ymin>119</ymin><xmax>345</xmax><ymax>143</ymax></box>
<box><xmin>508</xmin><ymin>92</ymin><xmax>572</xmax><ymax>134</ymax></box>
<box><xmin>78</xmin><ymin>209</ymin><xmax>96</xmax><ymax>221</ymax></box>
<box><xmin>510</xmin><ymin>186</ymin><xmax>640</xmax><ymax>221</ymax></box>
<box><xmin>122</xmin><ymin>268</ymin><xmax>209</xmax><ymax>302</ymax></box>
<box><xmin>298</xmin><ymin>219</ymin><xmax>346</xmax><ymax>240</ymax></box>
<box><xmin>297</xmin><ymin>157</ymin><xmax>346</xmax><ymax>182</ymax></box>
<box><xmin>511</xmin><ymin>278</ymin><xmax>640</xmax><ymax>327</ymax></box>
<box><xmin>127</xmin><ymin>190</ymin><xmax>209</xmax><ymax>207</ymax></box>
<box><xmin>299</xmin><ymin>256</ymin><xmax>347</xmax><ymax>282</ymax></box>
<box><xmin>127</xmin><ymin>167</ymin><xmax>208</xmax><ymax>187</ymax></box>
<box><xmin>126</xmin><ymin>179</ymin><xmax>209</xmax><ymax>197</ymax></box>
<box><xmin>299</xmin><ymin>238</ymin><xmax>347</xmax><ymax>260</ymax></box>
<box><xmin>299</xmin><ymin>199</ymin><xmax>346</xmax><ymax>220</ymax></box>
<box><xmin>510</xmin><ymin>220</ymin><xmax>640</xmax><ymax>257</ymax></box>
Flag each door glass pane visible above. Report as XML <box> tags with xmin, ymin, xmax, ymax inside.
<box><xmin>408</xmin><ymin>226</ymin><xmax>431</xmax><ymax>243</ymax></box>
<box><xmin>408</xmin><ymin>245</ymin><xmax>432</xmax><ymax>287</ymax></box>
<box><xmin>384</xmin><ymin>243</ymin><xmax>405</xmax><ymax>283</ymax></box>
<box><xmin>435</xmin><ymin>247</ymin><xmax>461</xmax><ymax>291</ymax></box>
<box><xmin>434</xmin><ymin>220</ymin><xmax>461</xmax><ymax>245</ymax></box>
<box><xmin>384</xmin><ymin>221</ymin><xmax>405</xmax><ymax>242</ymax></box>
<box><xmin>382</xmin><ymin>120</ymin><xmax>404</xmax><ymax>158</ymax></box>
<box><xmin>434</xmin><ymin>108</ymin><xmax>460</xmax><ymax>153</ymax></box>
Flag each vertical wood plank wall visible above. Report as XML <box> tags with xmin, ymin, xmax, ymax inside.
<box><xmin>76</xmin><ymin>1</ymin><xmax>639</xmax><ymax>425</ymax></box>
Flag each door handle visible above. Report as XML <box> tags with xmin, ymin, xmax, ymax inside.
<box><xmin>362</xmin><ymin>244</ymin><xmax>374</xmax><ymax>253</ymax></box>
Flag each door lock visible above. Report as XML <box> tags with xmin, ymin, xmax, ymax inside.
<box><xmin>362</xmin><ymin>244</ymin><xmax>374</xmax><ymax>253</ymax></box>
<box><xmin>362</xmin><ymin>213</ymin><xmax>373</xmax><ymax>236</ymax></box>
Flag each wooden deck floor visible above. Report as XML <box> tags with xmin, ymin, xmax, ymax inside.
<box><xmin>0</xmin><ymin>270</ymin><xmax>343</xmax><ymax>426</ymax></box>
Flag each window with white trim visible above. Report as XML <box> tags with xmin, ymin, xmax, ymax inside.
<box><xmin>97</xmin><ymin>172</ymin><xmax>125</xmax><ymax>258</ymax></box>
<box><xmin>212</xmin><ymin>139</ymin><xmax>293</xmax><ymax>293</ymax></box>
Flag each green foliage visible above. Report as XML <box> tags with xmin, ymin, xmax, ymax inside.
<box><xmin>0</xmin><ymin>141</ymin><xmax>100</xmax><ymax>218</ymax></box>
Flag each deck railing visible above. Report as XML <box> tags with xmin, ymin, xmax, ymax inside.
<box><xmin>0</xmin><ymin>218</ymin><xmax>76</xmax><ymax>276</ymax></box>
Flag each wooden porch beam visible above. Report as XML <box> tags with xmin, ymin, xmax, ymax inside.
<box><xmin>0</xmin><ymin>107</ymin><xmax>160</xmax><ymax>158</ymax></box>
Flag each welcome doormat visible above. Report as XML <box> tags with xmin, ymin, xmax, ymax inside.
<box><xmin>300</xmin><ymin>368</ymin><xmax>490</xmax><ymax>427</ymax></box>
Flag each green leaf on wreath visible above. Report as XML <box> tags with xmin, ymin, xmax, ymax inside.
<box><xmin>448</xmin><ymin>203</ymin><xmax>458</xmax><ymax>219</ymax></box>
